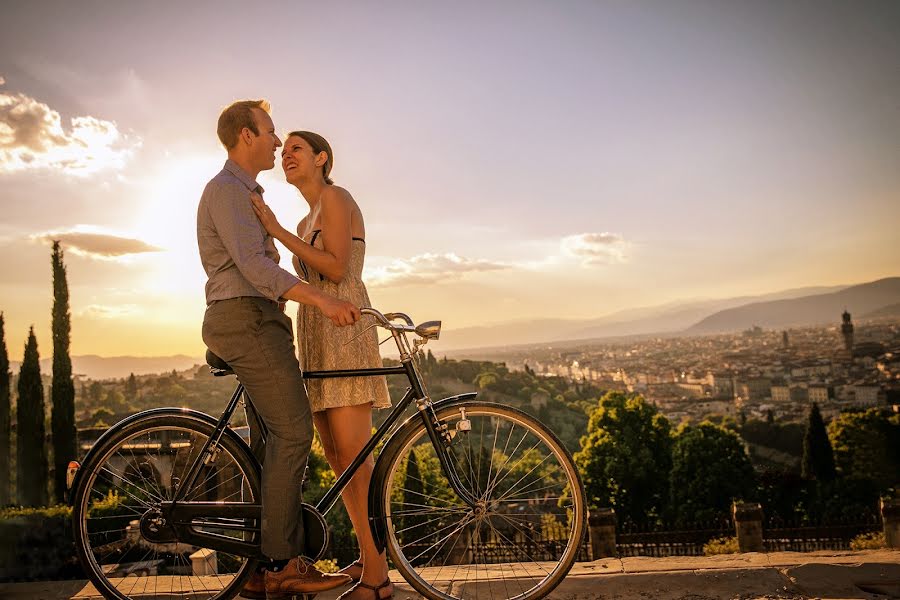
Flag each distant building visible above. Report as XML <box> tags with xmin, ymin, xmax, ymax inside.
<box><xmin>674</xmin><ymin>382</ymin><xmax>705</xmax><ymax>398</ymax></box>
<box><xmin>841</xmin><ymin>310</ymin><xmax>854</xmax><ymax>353</ymax></box>
<box><xmin>791</xmin><ymin>386</ymin><xmax>809</xmax><ymax>403</ymax></box>
<box><xmin>771</xmin><ymin>384</ymin><xmax>808</xmax><ymax>403</ymax></box>
<box><xmin>771</xmin><ymin>385</ymin><xmax>791</xmax><ymax>403</ymax></box>
<box><xmin>736</xmin><ymin>377</ymin><xmax>771</xmax><ymax>401</ymax></box>
<box><xmin>853</xmin><ymin>385</ymin><xmax>883</xmax><ymax>407</ymax></box>
<box><xmin>790</xmin><ymin>362</ymin><xmax>832</xmax><ymax>378</ymax></box>
<box><xmin>695</xmin><ymin>398</ymin><xmax>737</xmax><ymax>416</ymax></box>
<box><xmin>808</xmin><ymin>385</ymin><xmax>831</xmax><ymax>404</ymax></box>
<box><xmin>853</xmin><ymin>341</ymin><xmax>887</xmax><ymax>359</ymax></box>
<box><xmin>709</xmin><ymin>372</ymin><xmax>735</xmax><ymax>397</ymax></box>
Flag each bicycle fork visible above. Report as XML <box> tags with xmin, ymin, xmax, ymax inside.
<box><xmin>416</xmin><ymin>399</ymin><xmax>480</xmax><ymax>507</ymax></box>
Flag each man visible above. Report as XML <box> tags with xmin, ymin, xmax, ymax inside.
<box><xmin>197</xmin><ymin>99</ymin><xmax>357</xmax><ymax>598</ymax></box>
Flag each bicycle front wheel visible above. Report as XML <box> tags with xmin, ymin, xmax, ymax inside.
<box><xmin>71</xmin><ymin>411</ymin><xmax>261</xmax><ymax>600</ymax></box>
<box><xmin>378</xmin><ymin>402</ymin><xmax>587</xmax><ymax>600</ymax></box>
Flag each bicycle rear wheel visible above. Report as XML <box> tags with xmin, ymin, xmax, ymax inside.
<box><xmin>377</xmin><ymin>402</ymin><xmax>586</xmax><ymax>600</ymax></box>
<box><xmin>71</xmin><ymin>412</ymin><xmax>260</xmax><ymax>600</ymax></box>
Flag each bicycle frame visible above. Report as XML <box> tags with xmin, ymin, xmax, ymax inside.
<box><xmin>158</xmin><ymin>350</ymin><xmax>479</xmax><ymax>559</ymax></box>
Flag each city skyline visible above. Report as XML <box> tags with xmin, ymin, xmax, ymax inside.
<box><xmin>1</xmin><ymin>1</ymin><xmax>898</xmax><ymax>360</ymax></box>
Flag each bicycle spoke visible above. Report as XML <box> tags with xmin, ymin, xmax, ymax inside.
<box><xmin>484</xmin><ymin>439</ymin><xmax>547</xmax><ymax>500</ymax></box>
<box><xmin>402</xmin><ymin>514</ymin><xmax>475</xmax><ymax>552</ymax></box>
<box><xmin>394</xmin><ymin>512</ymin><xmax>465</xmax><ymax>536</ymax></box>
<box><xmin>124</xmin><ymin>442</ymin><xmax>167</xmax><ymax>503</ymax></box>
<box><xmin>95</xmin><ymin>466</ymin><xmax>156</xmax><ymax>509</ymax></box>
<box><xmin>483</xmin><ymin>517</ymin><xmax>530</xmax><ymax>597</ymax></box>
<box><xmin>483</xmin><ymin>428</ymin><xmax>532</xmax><ymax>499</ymax></box>
<box><xmin>496</xmin><ymin>478</ymin><xmax>564</xmax><ymax>503</ymax></box>
<box><xmin>391</xmin><ymin>504</ymin><xmax>468</xmax><ymax>517</ymax></box>
<box><xmin>190</xmin><ymin>469</ymin><xmax>246</xmax><ymax>501</ymax></box>
<box><xmin>395</xmin><ymin>492</ymin><xmax>467</xmax><ymax>508</ymax></box>
<box><xmin>410</xmin><ymin>516</ymin><xmax>474</xmax><ymax>567</ymax></box>
<box><xmin>486</xmin><ymin>516</ymin><xmax>552</xmax><ymax>583</ymax></box>
<box><xmin>492</xmin><ymin>452</ymin><xmax>555</xmax><ymax>502</ymax></box>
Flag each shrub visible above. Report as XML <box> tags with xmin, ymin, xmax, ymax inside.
<box><xmin>0</xmin><ymin>504</ymin><xmax>72</xmax><ymax>520</ymax></box>
<box><xmin>314</xmin><ymin>558</ymin><xmax>339</xmax><ymax>573</ymax></box>
<box><xmin>703</xmin><ymin>535</ymin><xmax>739</xmax><ymax>555</ymax></box>
<box><xmin>0</xmin><ymin>504</ymin><xmax>79</xmax><ymax>581</ymax></box>
<box><xmin>850</xmin><ymin>531</ymin><xmax>885</xmax><ymax>550</ymax></box>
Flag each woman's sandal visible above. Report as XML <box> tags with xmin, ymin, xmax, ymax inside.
<box><xmin>337</xmin><ymin>578</ymin><xmax>394</xmax><ymax>600</ymax></box>
<box><xmin>338</xmin><ymin>560</ymin><xmax>364</xmax><ymax>582</ymax></box>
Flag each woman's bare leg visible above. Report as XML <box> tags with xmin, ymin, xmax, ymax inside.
<box><xmin>313</xmin><ymin>412</ymin><xmax>363</xmax><ymax>579</ymax></box>
<box><xmin>315</xmin><ymin>405</ymin><xmax>391</xmax><ymax>596</ymax></box>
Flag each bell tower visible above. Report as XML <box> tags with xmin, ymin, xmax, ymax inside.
<box><xmin>841</xmin><ymin>310</ymin><xmax>854</xmax><ymax>353</ymax></box>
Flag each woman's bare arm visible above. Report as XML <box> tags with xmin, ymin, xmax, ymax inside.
<box><xmin>250</xmin><ymin>187</ymin><xmax>352</xmax><ymax>283</ymax></box>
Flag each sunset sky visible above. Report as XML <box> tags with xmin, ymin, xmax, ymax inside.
<box><xmin>1</xmin><ymin>1</ymin><xmax>898</xmax><ymax>360</ymax></box>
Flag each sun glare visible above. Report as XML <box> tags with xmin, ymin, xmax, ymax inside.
<box><xmin>127</xmin><ymin>152</ymin><xmax>222</xmax><ymax>295</ymax></box>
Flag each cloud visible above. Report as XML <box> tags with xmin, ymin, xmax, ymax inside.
<box><xmin>366</xmin><ymin>253</ymin><xmax>509</xmax><ymax>286</ymax></box>
<box><xmin>560</xmin><ymin>232</ymin><xmax>629</xmax><ymax>265</ymax></box>
<box><xmin>78</xmin><ymin>304</ymin><xmax>142</xmax><ymax>319</ymax></box>
<box><xmin>0</xmin><ymin>89</ymin><xmax>139</xmax><ymax>176</ymax></box>
<box><xmin>32</xmin><ymin>230</ymin><xmax>163</xmax><ymax>259</ymax></box>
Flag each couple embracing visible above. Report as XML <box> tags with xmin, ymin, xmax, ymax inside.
<box><xmin>197</xmin><ymin>99</ymin><xmax>392</xmax><ymax>600</ymax></box>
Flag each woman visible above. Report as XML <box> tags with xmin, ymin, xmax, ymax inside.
<box><xmin>251</xmin><ymin>131</ymin><xmax>393</xmax><ymax>600</ymax></box>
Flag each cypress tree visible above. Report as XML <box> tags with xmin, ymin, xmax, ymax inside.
<box><xmin>51</xmin><ymin>241</ymin><xmax>77</xmax><ymax>503</ymax></box>
<box><xmin>17</xmin><ymin>327</ymin><xmax>48</xmax><ymax>506</ymax></box>
<box><xmin>125</xmin><ymin>373</ymin><xmax>138</xmax><ymax>402</ymax></box>
<box><xmin>801</xmin><ymin>403</ymin><xmax>836</xmax><ymax>482</ymax></box>
<box><xmin>0</xmin><ymin>314</ymin><xmax>11</xmax><ymax>505</ymax></box>
<box><xmin>402</xmin><ymin>450</ymin><xmax>427</xmax><ymax>546</ymax></box>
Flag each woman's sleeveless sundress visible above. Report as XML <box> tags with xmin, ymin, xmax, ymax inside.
<box><xmin>293</xmin><ymin>229</ymin><xmax>391</xmax><ymax>413</ymax></box>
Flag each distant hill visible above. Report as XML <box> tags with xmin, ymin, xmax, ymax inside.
<box><xmin>437</xmin><ymin>284</ymin><xmax>848</xmax><ymax>350</ymax></box>
<box><xmin>863</xmin><ymin>302</ymin><xmax>900</xmax><ymax>320</ymax></box>
<box><xmin>686</xmin><ymin>278</ymin><xmax>900</xmax><ymax>334</ymax></box>
<box><xmin>9</xmin><ymin>355</ymin><xmax>204</xmax><ymax>380</ymax></box>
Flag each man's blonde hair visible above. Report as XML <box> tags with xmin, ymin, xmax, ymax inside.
<box><xmin>217</xmin><ymin>99</ymin><xmax>271</xmax><ymax>149</ymax></box>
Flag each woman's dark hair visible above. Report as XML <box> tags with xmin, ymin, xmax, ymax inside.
<box><xmin>288</xmin><ymin>130</ymin><xmax>334</xmax><ymax>184</ymax></box>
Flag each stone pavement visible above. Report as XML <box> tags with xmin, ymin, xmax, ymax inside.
<box><xmin>1</xmin><ymin>550</ymin><xmax>898</xmax><ymax>600</ymax></box>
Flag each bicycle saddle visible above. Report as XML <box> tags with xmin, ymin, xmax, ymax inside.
<box><xmin>205</xmin><ymin>349</ymin><xmax>234</xmax><ymax>376</ymax></box>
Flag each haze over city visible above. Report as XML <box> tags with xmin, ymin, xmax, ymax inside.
<box><xmin>1</xmin><ymin>1</ymin><xmax>898</xmax><ymax>361</ymax></box>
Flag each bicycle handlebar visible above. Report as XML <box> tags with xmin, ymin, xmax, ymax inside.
<box><xmin>359</xmin><ymin>307</ymin><xmax>441</xmax><ymax>341</ymax></box>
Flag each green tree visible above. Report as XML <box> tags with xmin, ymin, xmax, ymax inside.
<box><xmin>17</xmin><ymin>327</ymin><xmax>48</xmax><ymax>506</ymax></box>
<box><xmin>125</xmin><ymin>373</ymin><xmax>139</xmax><ymax>402</ymax></box>
<box><xmin>425</xmin><ymin>349</ymin><xmax>437</xmax><ymax>372</ymax></box>
<box><xmin>670</xmin><ymin>422</ymin><xmax>756</xmax><ymax>523</ymax></box>
<box><xmin>104</xmin><ymin>389</ymin><xmax>128</xmax><ymax>413</ymax></box>
<box><xmin>474</xmin><ymin>371</ymin><xmax>498</xmax><ymax>390</ymax></box>
<box><xmin>574</xmin><ymin>391</ymin><xmax>672</xmax><ymax>526</ymax></box>
<box><xmin>828</xmin><ymin>409</ymin><xmax>898</xmax><ymax>490</ymax></box>
<box><xmin>90</xmin><ymin>407</ymin><xmax>115</xmax><ymax>428</ymax></box>
<box><xmin>801</xmin><ymin>403</ymin><xmax>835</xmax><ymax>482</ymax></box>
<box><xmin>50</xmin><ymin>241</ymin><xmax>77</xmax><ymax>504</ymax></box>
<box><xmin>88</xmin><ymin>381</ymin><xmax>103</xmax><ymax>403</ymax></box>
<box><xmin>0</xmin><ymin>313</ymin><xmax>11</xmax><ymax>505</ymax></box>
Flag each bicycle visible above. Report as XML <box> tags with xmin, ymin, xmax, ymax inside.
<box><xmin>68</xmin><ymin>307</ymin><xmax>587</xmax><ymax>600</ymax></box>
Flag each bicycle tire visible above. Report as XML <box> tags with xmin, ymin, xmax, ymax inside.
<box><xmin>71</xmin><ymin>411</ymin><xmax>261</xmax><ymax>600</ymax></box>
<box><xmin>373</xmin><ymin>401</ymin><xmax>587</xmax><ymax>600</ymax></box>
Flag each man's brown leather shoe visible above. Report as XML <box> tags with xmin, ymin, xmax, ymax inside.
<box><xmin>265</xmin><ymin>557</ymin><xmax>352</xmax><ymax>598</ymax></box>
<box><xmin>239</xmin><ymin>568</ymin><xmax>266</xmax><ymax>599</ymax></box>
